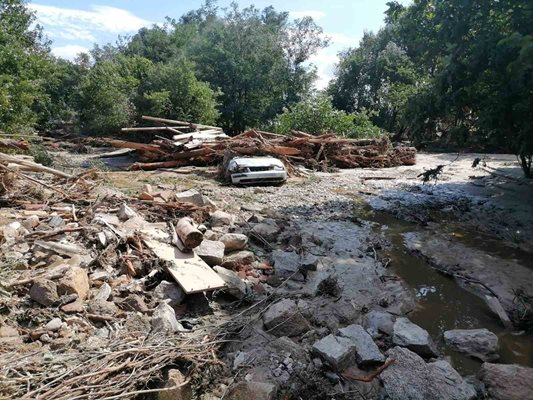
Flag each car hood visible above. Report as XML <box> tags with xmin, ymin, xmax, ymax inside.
<box><xmin>229</xmin><ymin>157</ymin><xmax>285</xmax><ymax>168</ymax></box>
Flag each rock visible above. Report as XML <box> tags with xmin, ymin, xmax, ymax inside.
<box><xmin>484</xmin><ymin>295</ymin><xmax>513</xmax><ymax>329</ymax></box>
<box><xmin>222</xmin><ymin>250</ymin><xmax>255</xmax><ymax>268</ymax></box>
<box><xmin>0</xmin><ymin>325</ymin><xmax>19</xmax><ymax>337</ymax></box>
<box><xmin>152</xmin><ymin>281</ymin><xmax>186</xmax><ymax>306</ymax></box>
<box><xmin>57</xmin><ymin>267</ymin><xmax>90</xmax><ymax>300</ymax></box>
<box><xmin>300</xmin><ymin>254</ymin><xmax>319</xmax><ymax>271</ymax></box>
<box><xmin>175</xmin><ymin>189</ymin><xmax>205</xmax><ymax>207</ymax></box>
<box><xmin>39</xmin><ymin>333</ymin><xmax>53</xmax><ymax>343</ymax></box>
<box><xmin>380</xmin><ymin>346</ymin><xmax>476</xmax><ymax>400</ymax></box>
<box><xmin>392</xmin><ymin>317</ymin><xmax>438</xmax><ymax>358</ymax></box>
<box><xmin>45</xmin><ymin>317</ymin><xmax>63</xmax><ymax>332</ymax></box>
<box><xmin>251</xmin><ymin>223</ymin><xmax>280</xmax><ymax>242</ymax></box>
<box><xmin>338</xmin><ymin>324</ymin><xmax>385</xmax><ymax>366</ymax></box>
<box><xmin>203</xmin><ymin>230</ymin><xmax>219</xmax><ymax>240</ymax></box>
<box><xmin>61</xmin><ymin>298</ymin><xmax>84</xmax><ymax>313</ymax></box>
<box><xmin>443</xmin><ymin>328</ymin><xmax>499</xmax><ymax>362</ymax></box>
<box><xmin>22</xmin><ymin>215</ymin><xmax>40</xmax><ymax>230</ymax></box>
<box><xmin>117</xmin><ymin>203</ymin><xmax>137</xmax><ymax>221</ymax></box>
<box><xmin>210</xmin><ymin>211</ymin><xmax>234</xmax><ymax>227</ymax></box>
<box><xmin>93</xmin><ymin>282</ymin><xmax>112</xmax><ymax>302</ymax></box>
<box><xmin>364</xmin><ymin>310</ymin><xmax>395</xmax><ymax>337</ymax></box>
<box><xmin>194</xmin><ymin>240</ymin><xmax>225</xmax><ymax>266</ymax></box>
<box><xmin>48</xmin><ymin>215</ymin><xmax>65</xmax><ymax>228</ymax></box>
<box><xmin>312</xmin><ymin>334</ymin><xmax>356</xmax><ymax>371</ymax></box>
<box><xmin>88</xmin><ymin>300</ymin><xmax>118</xmax><ymax>316</ymax></box>
<box><xmin>213</xmin><ymin>266</ymin><xmax>251</xmax><ymax>299</ymax></box>
<box><xmin>220</xmin><ymin>233</ymin><xmax>248</xmax><ymax>252</ymax></box>
<box><xmin>152</xmin><ymin>302</ymin><xmax>182</xmax><ymax>333</ymax></box>
<box><xmin>271</xmin><ymin>250</ymin><xmax>299</xmax><ymax>275</ymax></box>
<box><xmin>159</xmin><ymin>369</ymin><xmax>192</xmax><ymax>400</ymax></box>
<box><xmin>118</xmin><ymin>294</ymin><xmax>149</xmax><ymax>313</ymax></box>
<box><xmin>262</xmin><ymin>299</ymin><xmax>310</xmax><ymax>337</ymax></box>
<box><xmin>226</xmin><ymin>381</ymin><xmax>277</xmax><ymax>400</ymax></box>
<box><xmin>29</xmin><ymin>279</ymin><xmax>59</xmax><ymax>306</ymax></box>
<box><xmin>478</xmin><ymin>363</ymin><xmax>533</xmax><ymax>400</ymax></box>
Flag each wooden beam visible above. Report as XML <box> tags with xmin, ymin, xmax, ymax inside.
<box><xmin>141</xmin><ymin>116</ymin><xmax>222</xmax><ymax>131</ymax></box>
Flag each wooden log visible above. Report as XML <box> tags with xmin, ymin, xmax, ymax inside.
<box><xmin>175</xmin><ymin>217</ymin><xmax>203</xmax><ymax>249</ymax></box>
<box><xmin>141</xmin><ymin>116</ymin><xmax>222</xmax><ymax>131</ymax></box>
<box><xmin>107</xmin><ymin>140</ymin><xmax>167</xmax><ymax>155</ymax></box>
<box><xmin>120</xmin><ymin>126</ymin><xmax>189</xmax><ymax>132</ymax></box>
<box><xmin>0</xmin><ymin>152</ymin><xmax>73</xmax><ymax>179</ymax></box>
<box><xmin>128</xmin><ymin>160</ymin><xmax>188</xmax><ymax>170</ymax></box>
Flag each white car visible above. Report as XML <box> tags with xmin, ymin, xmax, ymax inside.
<box><xmin>226</xmin><ymin>156</ymin><xmax>287</xmax><ymax>185</ymax></box>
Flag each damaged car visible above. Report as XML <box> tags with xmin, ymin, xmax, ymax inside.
<box><xmin>226</xmin><ymin>156</ymin><xmax>287</xmax><ymax>185</ymax></box>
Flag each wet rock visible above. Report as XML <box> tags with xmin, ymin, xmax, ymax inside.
<box><xmin>213</xmin><ymin>266</ymin><xmax>251</xmax><ymax>299</ymax></box>
<box><xmin>194</xmin><ymin>240</ymin><xmax>225</xmax><ymax>266</ymax></box>
<box><xmin>226</xmin><ymin>381</ymin><xmax>277</xmax><ymax>400</ymax></box>
<box><xmin>152</xmin><ymin>302</ymin><xmax>182</xmax><ymax>333</ymax></box>
<box><xmin>222</xmin><ymin>250</ymin><xmax>255</xmax><ymax>268</ymax></box>
<box><xmin>380</xmin><ymin>346</ymin><xmax>476</xmax><ymax>400</ymax></box>
<box><xmin>57</xmin><ymin>267</ymin><xmax>90</xmax><ymax>300</ymax></box>
<box><xmin>364</xmin><ymin>310</ymin><xmax>395</xmax><ymax>337</ymax></box>
<box><xmin>478</xmin><ymin>363</ymin><xmax>533</xmax><ymax>400</ymax></box>
<box><xmin>262</xmin><ymin>299</ymin><xmax>310</xmax><ymax>337</ymax></box>
<box><xmin>159</xmin><ymin>369</ymin><xmax>192</xmax><ymax>400</ymax></box>
<box><xmin>392</xmin><ymin>317</ymin><xmax>438</xmax><ymax>358</ymax></box>
<box><xmin>312</xmin><ymin>334</ymin><xmax>356</xmax><ymax>371</ymax></box>
<box><xmin>117</xmin><ymin>203</ymin><xmax>136</xmax><ymax>221</ymax></box>
<box><xmin>444</xmin><ymin>328</ymin><xmax>499</xmax><ymax>362</ymax></box>
<box><xmin>220</xmin><ymin>233</ymin><xmax>248</xmax><ymax>252</ymax></box>
<box><xmin>152</xmin><ymin>281</ymin><xmax>185</xmax><ymax>306</ymax></box>
<box><xmin>45</xmin><ymin>317</ymin><xmax>63</xmax><ymax>332</ymax></box>
<box><xmin>175</xmin><ymin>189</ymin><xmax>205</xmax><ymax>208</ymax></box>
<box><xmin>118</xmin><ymin>294</ymin><xmax>149</xmax><ymax>313</ymax></box>
<box><xmin>271</xmin><ymin>250</ymin><xmax>299</xmax><ymax>275</ymax></box>
<box><xmin>251</xmin><ymin>222</ymin><xmax>280</xmax><ymax>242</ymax></box>
<box><xmin>88</xmin><ymin>300</ymin><xmax>118</xmax><ymax>316</ymax></box>
<box><xmin>93</xmin><ymin>282</ymin><xmax>112</xmax><ymax>302</ymax></box>
<box><xmin>210</xmin><ymin>210</ymin><xmax>234</xmax><ymax>227</ymax></box>
<box><xmin>29</xmin><ymin>279</ymin><xmax>59</xmax><ymax>306</ymax></box>
<box><xmin>338</xmin><ymin>324</ymin><xmax>385</xmax><ymax>366</ymax></box>
<box><xmin>61</xmin><ymin>297</ymin><xmax>84</xmax><ymax>313</ymax></box>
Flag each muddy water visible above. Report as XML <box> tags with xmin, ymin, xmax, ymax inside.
<box><xmin>369</xmin><ymin>211</ymin><xmax>533</xmax><ymax>376</ymax></box>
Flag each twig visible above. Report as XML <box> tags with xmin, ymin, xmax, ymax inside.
<box><xmin>341</xmin><ymin>358</ymin><xmax>395</xmax><ymax>382</ymax></box>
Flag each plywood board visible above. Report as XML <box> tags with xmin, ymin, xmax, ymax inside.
<box><xmin>144</xmin><ymin>239</ymin><xmax>226</xmax><ymax>294</ymax></box>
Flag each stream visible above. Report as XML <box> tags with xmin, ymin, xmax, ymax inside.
<box><xmin>368</xmin><ymin>210</ymin><xmax>533</xmax><ymax>376</ymax></box>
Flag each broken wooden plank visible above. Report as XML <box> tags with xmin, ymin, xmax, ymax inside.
<box><xmin>121</xmin><ymin>126</ymin><xmax>189</xmax><ymax>132</ymax></box>
<box><xmin>141</xmin><ymin>116</ymin><xmax>222</xmax><ymax>131</ymax></box>
<box><xmin>144</xmin><ymin>239</ymin><xmax>226</xmax><ymax>293</ymax></box>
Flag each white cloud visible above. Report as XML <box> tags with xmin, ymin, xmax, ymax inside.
<box><xmin>51</xmin><ymin>45</ymin><xmax>90</xmax><ymax>60</ymax></box>
<box><xmin>29</xmin><ymin>4</ymin><xmax>151</xmax><ymax>41</ymax></box>
<box><xmin>289</xmin><ymin>10</ymin><xmax>326</xmax><ymax>21</ymax></box>
<box><xmin>326</xmin><ymin>32</ymin><xmax>360</xmax><ymax>46</ymax></box>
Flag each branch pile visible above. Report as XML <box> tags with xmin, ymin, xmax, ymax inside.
<box><xmin>114</xmin><ymin>117</ymin><xmax>416</xmax><ymax>171</ymax></box>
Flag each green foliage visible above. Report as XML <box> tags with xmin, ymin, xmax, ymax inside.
<box><xmin>271</xmin><ymin>94</ymin><xmax>385</xmax><ymax>138</ymax></box>
<box><xmin>29</xmin><ymin>144</ymin><xmax>53</xmax><ymax>166</ymax></box>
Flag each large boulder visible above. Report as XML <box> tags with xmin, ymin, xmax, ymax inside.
<box><xmin>220</xmin><ymin>233</ymin><xmax>248</xmax><ymax>252</ymax></box>
<box><xmin>57</xmin><ymin>267</ymin><xmax>90</xmax><ymax>300</ymax></box>
<box><xmin>443</xmin><ymin>328</ymin><xmax>499</xmax><ymax>362</ymax></box>
<box><xmin>380</xmin><ymin>346</ymin><xmax>476</xmax><ymax>400</ymax></box>
<box><xmin>194</xmin><ymin>240</ymin><xmax>225</xmax><ymax>266</ymax></box>
<box><xmin>338</xmin><ymin>324</ymin><xmax>385</xmax><ymax>366</ymax></box>
<box><xmin>262</xmin><ymin>299</ymin><xmax>310</xmax><ymax>337</ymax></box>
<box><xmin>312</xmin><ymin>334</ymin><xmax>356</xmax><ymax>371</ymax></box>
<box><xmin>478</xmin><ymin>363</ymin><xmax>533</xmax><ymax>400</ymax></box>
<box><xmin>392</xmin><ymin>317</ymin><xmax>438</xmax><ymax>358</ymax></box>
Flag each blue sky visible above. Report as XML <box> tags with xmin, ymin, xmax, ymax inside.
<box><xmin>29</xmin><ymin>0</ymin><xmax>410</xmax><ymax>88</ymax></box>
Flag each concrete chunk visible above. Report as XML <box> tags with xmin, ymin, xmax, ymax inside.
<box><xmin>312</xmin><ymin>334</ymin><xmax>356</xmax><ymax>371</ymax></box>
<box><xmin>393</xmin><ymin>317</ymin><xmax>438</xmax><ymax>358</ymax></box>
<box><xmin>338</xmin><ymin>324</ymin><xmax>385</xmax><ymax>366</ymax></box>
<box><xmin>262</xmin><ymin>299</ymin><xmax>310</xmax><ymax>337</ymax></box>
<box><xmin>220</xmin><ymin>233</ymin><xmax>248</xmax><ymax>252</ymax></box>
<box><xmin>194</xmin><ymin>240</ymin><xmax>225</xmax><ymax>266</ymax></box>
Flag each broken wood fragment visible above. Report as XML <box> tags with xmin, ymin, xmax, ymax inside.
<box><xmin>175</xmin><ymin>217</ymin><xmax>204</xmax><ymax>249</ymax></box>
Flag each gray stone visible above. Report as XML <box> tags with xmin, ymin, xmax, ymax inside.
<box><xmin>88</xmin><ymin>299</ymin><xmax>118</xmax><ymax>316</ymax></box>
<box><xmin>222</xmin><ymin>250</ymin><xmax>255</xmax><ymax>268</ymax></box>
<box><xmin>478</xmin><ymin>363</ymin><xmax>533</xmax><ymax>400</ymax></box>
<box><xmin>213</xmin><ymin>266</ymin><xmax>251</xmax><ymax>299</ymax></box>
<box><xmin>194</xmin><ymin>240</ymin><xmax>225</xmax><ymax>266</ymax></box>
<box><xmin>338</xmin><ymin>324</ymin><xmax>385</xmax><ymax>366</ymax></box>
<box><xmin>251</xmin><ymin>222</ymin><xmax>280</xmax><ymax>242</ymax></box>
<box><xmin>393</xmin><ymin>317</ymin><xmax>438</xmax><ymax>358</ymax></box>
<box><xmin>57</xmin><ymin>266</ymin><xmax>90</xmax><ymax>300</ymax></box>
<box><xmin>48</xmin><ymin>215</ymin><xmax>65</xmax><ymax>228</ymax></box>
<box><xmin>271</xmin><ymin>250</ymin><xmax>299</xmax><ymax>274</ymax></box>
<box><xmin>444</xmin><ymin>328</ymin><xmax>499</xmax><ymax>362</ymax></box>
<box><xmin>29</xmin><ymin>279</ymin><xmax>59</xmax><ymax>306</ymax></box>
<box><xmin>118</xmin><ymin>294</ymin><xmax>150</xmax><ymax>313</ymax></box>
<box><xmin>312</xmin><ymin>334</ymin><xmax>356</xmax><ymax>371</ymax></box>
<box><xmin>117</xmin><ymin>203</ymin><xmax>136</xmax><ymax>221</ymax></box>
<box><xmin>152</xmin><ymin>281</ymin><xmax>185</xmax><ymax>306</ymax></box>
<box><xmin>158</xmin><ymin>369</ymin><xmax>193</xmax><ymax>400</ymax></box>
<box><xmin>175</xmin><ymin>189</ymin><xmax>205</xmax><ymax>207</ymax></box>
<box><xmin>152</xmin><ymin>302</ymin><xmax>182</xmax><ymax>333</ymax></box>
<box><xmin>380</xmin><ymin>346</ymin><xmax>476</xmax><ymax>400</ymax></box>
<box><xmin>364</xmin><ymin>310</ymin><xmax>395</xmax><ymax>337</ymax></box>
<box><xmin>226</xmin><ymin>381</ymin><xmax>277</xmax><ymax>400</ymax></box>
<box><xmin>93</xmin><ymin>282</ymin><xmax>112</xmax><ymax>302</ymax></box>
<box><xmin>210</xmin><ymin>210</ymin><xmax>234</xmax><ymax>227</ymax></box>
<box><xmin>262</xmin><ymin>299</ymin><xmax>310</xmax><ymax>337</ymax></box>
<box><xmin>22</xmin><ymin>215</ymin><xmax>40</xmax><ymax>230</ymax></box>
<box><xmin>220</xmin><ymin>233</ymin><xmax>248</xmax><ymax>252</ymax></box>
<box><xmin>45</xmin><ymin>317</ymin><xmax>63</xmax><ymax>332</ymax></box>
<box><xmin>300</xmin><ymin>254</ymin><xmax>319</xmax><ymax>271</ymax></box>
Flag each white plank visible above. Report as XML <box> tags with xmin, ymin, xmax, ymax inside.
<box><xmin>144</xmin><ymin>239</ymin><xmax>226</xmax><ymax>294</ymax></box>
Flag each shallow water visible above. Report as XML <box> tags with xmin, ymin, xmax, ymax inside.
<box><xmin>369</xmin><ymin>210</ymin><xmax>533</xmax><ymax>376</ymax></box>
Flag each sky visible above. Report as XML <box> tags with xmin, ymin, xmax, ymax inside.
<box><xmin>29</xmin><ymin>0</ymin><xmax>409</xmax><ymax>89</ymax></box>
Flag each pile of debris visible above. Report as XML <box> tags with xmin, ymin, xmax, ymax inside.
<box><xmin>113</xmin><ymin>116</ymin><xmax>417</xmax><ymax>171</ymax></box>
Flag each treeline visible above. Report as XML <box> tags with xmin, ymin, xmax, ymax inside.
<box><xmin>328</xmin><ymin>0</ymin><xmax>532</xmax><ymax>175</ymax></box>
<box><xmin>1</xmin><ymin>0</ymin><xmax>532</xmax><ymax>174</ymax></box>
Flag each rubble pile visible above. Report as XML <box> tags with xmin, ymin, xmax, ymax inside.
<box><xmin>112</xmin><ymin>116</ymin><xmax>417</xmax><ymax>171</ymax></box>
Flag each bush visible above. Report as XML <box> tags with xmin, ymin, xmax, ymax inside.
<box><xmin>30</xmin><ymin>145</ymin><xmax>53</xmax><ymax>166</ymax></box>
